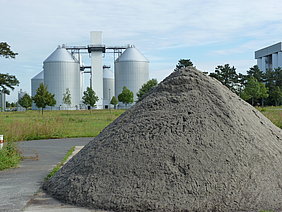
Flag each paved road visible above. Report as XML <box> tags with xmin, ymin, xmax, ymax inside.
<box><xmin>0</xmin><ymin>138</ymin><xmax>92</xmax><ymax>212</ymax></box>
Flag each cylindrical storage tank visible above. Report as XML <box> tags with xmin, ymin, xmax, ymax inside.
<box><xmin>31</xmin><ymin>71</ymin><xmax>44</xmax><ymax>110</ymax></box>
<box><xmin>43</xmin><ymin>45</ymin><xmax>80</xmax><ymax>110</ymax></box>
<box><xmin>114</xmin><ymin>46</ymin><xmax>149</xmax><ymax>105</ymax></box>
<box><xmin>17</xmin><ymin>89</ymin><xmax>27</xmax><ymax>111</ymax></box>
<box><xmin>103</xmin><ymin>67</ymin><xmax>114</xmax><ymax>109</ymax></box>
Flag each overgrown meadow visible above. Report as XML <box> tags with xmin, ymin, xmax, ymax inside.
<box><xmin>258</xmin><ymin>106</ymin><xmax>282</xmax><ymax>129</ymax></box>
<box><xmin>0</xmin><ymin>107</ymin><xmax>281</xmax><ymax>170</ymax></box>
<box><xmin>0</xmin><ymin>109</ymin><xmax>125</xmax><ymax>142</ymax></box>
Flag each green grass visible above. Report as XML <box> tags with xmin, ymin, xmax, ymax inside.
<box><xmin>0</xmin><ymin>106</ymin><xmax>281</xmax><ymax>171</ymax></box>
<box><xmin>45</xmin><ymin>146</ymin><xmax>75</xmax><ymax>181</ymax></box>
<box><xmin>0</xmin><ymin>109</ymin><xmax>125</xmax><ymax>171</ymax></box>
<box><xmin>0</xmin><ymin>109</ymin><xmax>125</xmax><ymax>142</ymax></box>
<box><xmin>258</xmin><ymin>106</ymin><xmax>282</xmax><ymax>129</ymax></box>
<box><xmin>0</xmin><ymin>142</ymin><xmax>21</xmax><ymax>170</ymax></box>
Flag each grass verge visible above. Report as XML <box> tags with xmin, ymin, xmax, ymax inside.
<box><xmin>0</xmin><ymin>142</ymin><xmax>21</xmax><ymax>170</ymax></box>
<box><xmin>0</xmin><ymin>109</ymin><xmax>125</xmax><ymax>171</ymax></box>
<box><xmin>45</xmin><ymin>146</ymin><xmax>75</xmax><ymax>181</ymax></box>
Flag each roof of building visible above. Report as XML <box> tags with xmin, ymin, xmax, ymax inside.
<box><xmin>116</xmin><ymin>46</ymin><xmax>149</xmax><ymax>62</ymax></box>
<box><xmin>103</xmin><ymin>68</ymin><xmax>113</xmax><ymax>79</ymax></box>
<box><xmin>44</xmin><ymin>45</ymin><xmax>78</xmax><ymax>63</ymax></box>
<box><xmin>255</xmin><ymin>42</ymin><xmax>282</xmax><ymax>59</ymax></box>
<box><xmin>31</xmin><ymin>71</ymin><xmax>44</xmax><ymax>80</ymax></box>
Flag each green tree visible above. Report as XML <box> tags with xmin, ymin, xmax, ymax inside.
<box><xmin>246</xmin><ymin>65</ymin><xmax>264</xmax><ymax>82</ymax></box>
<box><xmin>264</xmin><ymin>67</ymin><xmax>282</xmax><ymax>88</ymax></box>
<box><xmin>263</xmin><ymin>67</ymin><xmax>282</xmax><ymax>105</ymax></box>
<box><xmin>137</xmin><ymin>79</ymin><xmax>158</xmax><ymax>101</ymax></box>
<box><xmin>6</xmin><ymin>101</ymin><xmax>11</xmax><ymax>108</ymax></box>
<box><xmin>118</xmin><ymin>86</ymin><xmax>134</xmax><ymax>107</ymax></box>
<box><xmin>209</xmin><ymin>64</ymin><xmax>239</xmax><ymax>93</ymax></box>
<box><xmin>237</xmin><ymin>73</ymin><xmax>248</xmax><ymax>94</ymax></box>
<box><xmin>48</xmin><ymin>94</ymin><xmax>56</xmax><ymax>110</ymax></box>
<box><xmin>0</xmin><ymin>43</ymin><xmax>19</xmax><ymax>96</ymax></box>
<box><xmin>82</xmin><ymin>87</ymin><xmax>99</xmax><ymax>112</ymax></box>
<box><xmin>0</xmin><ymin>74</ymin><xmax>19</xmax><ymax>95</ymax></box>
<box><xmin>18</xmin><ymin>93</ymin><xmax>32</xmax><ymax>111</ymax></box>
<box><xmin>110</xmin><ymin>96</ymin><xmax>118</xmax><ymax>109</ymax></box>
<box><xmin>269</xmin><ymin>86</ymin><xmax>282</xmax><ymax>106</ymax></box>
<box><xmin>264</xmin><ymin>68</ymin><xmax>276</xmax><ymax>89</ymax></box>
<box><xmin>174</xmin><ymin>59</ymin><xmax>193</xmax><ymax>71</ymax></box>
<box><xmin>241</xmin><ymin>77</ymin><xmax>268</xmax><ymax>106</ymax></box>
<box><xmin>0</xmin><ymin>42</ymin><xmax>18</xmax><ymax>59</ymax></box>
<box><xmin>63</xmin><ymin>88</ymin><xmax>71</xmax><ymax>109</ymax></box>
<box><xmin>33</xmin><ymin>83</ymin><xmax>56</xmax><ymax>114</ymax></box>
<box><xmin>259</xmin><ymin>82</ymin><xmax>269</xmax><ymax>107</ymax></box>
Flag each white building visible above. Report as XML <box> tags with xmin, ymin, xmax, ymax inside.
<box><xmin>255</xmin><ymin>42</ymin><xmax>282</xmax><ymax>72</ymax></box>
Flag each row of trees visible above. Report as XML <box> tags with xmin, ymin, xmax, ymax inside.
<box><xmin>18</xmin><ymin>84</ymin><xmax>99</xmax><ymax>114</ymax></box>
<box><xmin>18</xmin><ymin>84</ymin><xmax>56</xmax><ymax>114</ymax></box>
<box><xmin>173</xmin><ymin>58</ymin><xmax>282</xmax><ymax>106</ymax></box>
<box><xmin>209</xmin><ymin>64</ymin><xmax>282</xmax><ymax>106</ymax></box>
<box><xmin>109</xmin><ymin>79</ymin><xmax>158</xmax><ymax>108</ymax></box>
<box><xmin>18</xmin><ymin>79</ymin><xmax>159</xmax><ymax>113</ymax></box>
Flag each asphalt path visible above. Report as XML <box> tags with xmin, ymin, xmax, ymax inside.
<box><xmin>0</xmin><ymin>137</ymin><xmax>92</xmax><ymax>212</ymax></box>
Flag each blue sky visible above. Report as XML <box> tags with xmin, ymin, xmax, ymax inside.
<box><xmin>1</xmin><ymin>0</ymin><xmax>282</xmax><ymax>102</ymax></box>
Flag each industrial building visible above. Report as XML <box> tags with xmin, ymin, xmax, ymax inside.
<box><xmin>31</xmin><ymin>31</ymin><xmax>149</xmax><ymax>110</ymax></box>
<box><xmin>115</xmin><ymin>45</ymin><xmax>149</xmax><ymax>103</ymax></box>
<box><xmin>255</xmin><ymin>42</ymin><xmax>282</xmax><ymax>72</ymax></box>
<box><xmin>17</xmin><ymin>89</ymin><xmax>27</xmax><ymax>111</ymax></box>
<box><xmin>31</xmin><ymin>71</ymin><xmax>43</xmax><ymax>110</ymax></box>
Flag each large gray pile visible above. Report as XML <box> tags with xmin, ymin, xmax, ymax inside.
<box><xmin>43</xmin><ymin>67</ymin><xmax>282</xmax><ymax>212</ymax></box>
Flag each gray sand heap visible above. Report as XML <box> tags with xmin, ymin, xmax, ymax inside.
<box><xmin>43</xmin><ymin>67</ymin><xmax>282</xmax><ymax>212</ymax></box>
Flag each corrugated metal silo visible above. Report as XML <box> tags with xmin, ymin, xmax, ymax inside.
<box><xmin>103</xmin><ymin>67</ymin><xmax>114</xmax><ymax>108</ymax></box>
<box><xmin>114</xmin><ymin>46</ymin><xmax>149</xmax><ymax>104</ymax></box>
<box><xmin>43</xmin><ymin>45</ymin><xmax>80</xmax><ymax>110</ymax></box>
<box><xmin>31</xmin><ymin>71</ymin><xmax>44</xmax><ymax>110</ymax></box>
<box><xmin>17</xmin><ymin>89</ymin><xmax>27</xmax><ymax>111</ymax></box>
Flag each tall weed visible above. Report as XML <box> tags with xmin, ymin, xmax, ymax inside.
<box><xmin>0</xmin><ymin>141</ymin><xmax>21</xmax><ymax>170</ymax></box>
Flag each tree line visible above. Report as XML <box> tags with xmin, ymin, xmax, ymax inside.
<box><xmin>110</xmin><ymin>78</ymin><xmax>158</xmax><ymax>108</ymax></box>
<box><xmin>4</xmin><ymin>41</ymin><xmax>279</xmax><ymax>109</ymax></box>
<box><xmin>209</xmin><ymin>64</ymin><xmax>282</xmax><ymax>106</ymax></box>
<box><xmin>174</xmin><ymin>59</ymin><xmax>282</xmax><ymax>106</ymax></box>
<box><xmin>17</xmin><ymin>78</ymin><xmax>159</xmax><ymax>113</ymax></box>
